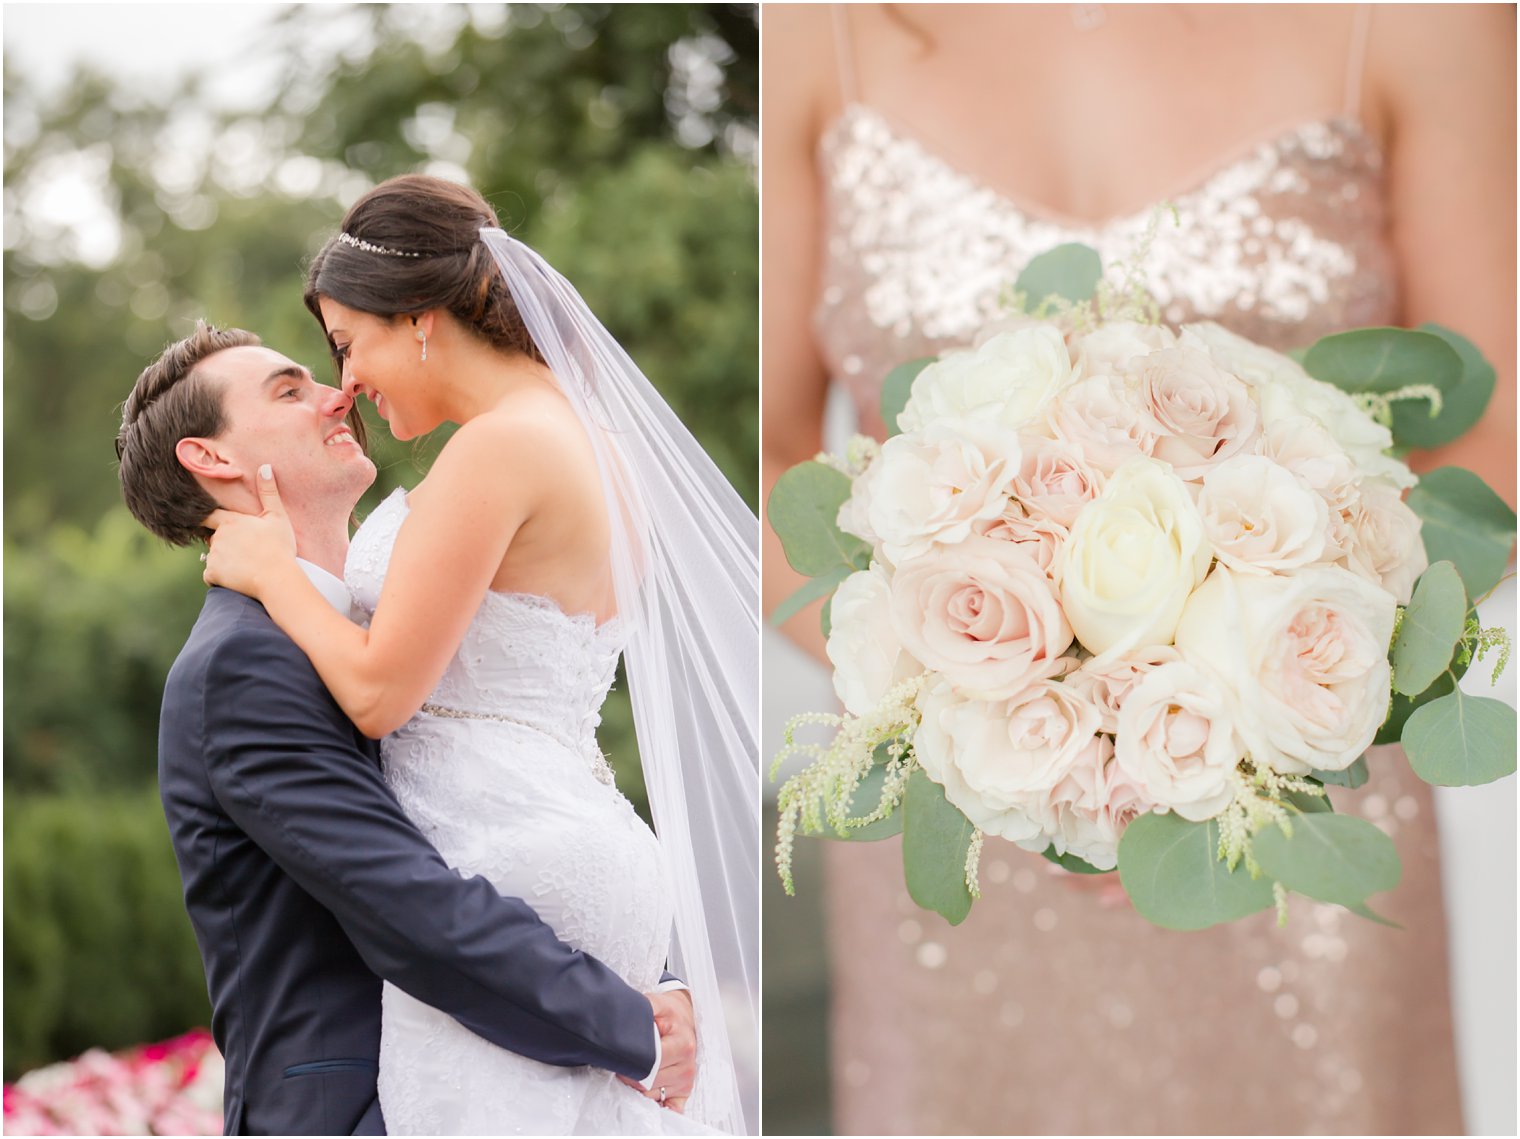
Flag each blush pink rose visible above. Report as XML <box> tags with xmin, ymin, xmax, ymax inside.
<box><xmin>1135</xmin><ymin>346</ymin><xmax>1261</xmax><ymax>480</ymax></box>
<box><xmin>891</xmin><ymin>535</ymin><xmax>1074</xmax><ymax>701</ymax></box>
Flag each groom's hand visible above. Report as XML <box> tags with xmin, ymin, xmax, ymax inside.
<box><xmin>618</xmin><ymin>989</ymin><xmax>696</xmax><ymax>1111</ymax></box>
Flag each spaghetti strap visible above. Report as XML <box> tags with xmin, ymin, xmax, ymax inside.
<box><xmin>1343</xmin><ymin>3</ymin><xmax>1373</xmax><ymax>122</ymax></box>
<box><xmin>831</xmin><ymin>4</ymin><xmax>860</xmax><ymax>106</ymax></box>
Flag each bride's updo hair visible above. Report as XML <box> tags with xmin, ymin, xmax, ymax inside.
<box><xmin>304</xmin><ymin>174</ymin><xmax>543</xmax><ymax>366</ymax></box>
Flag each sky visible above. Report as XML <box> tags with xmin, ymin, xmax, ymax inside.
<box><xmin>2</xmin><ymin>3</ymin><xmax>291</xmax><ymax>111</ymax></box>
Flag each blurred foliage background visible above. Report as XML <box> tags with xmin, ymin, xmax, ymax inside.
<box><xmin>3</xmin><ymin>2</ymin><xmax>757</xmax><ymax>1081</ymax></box>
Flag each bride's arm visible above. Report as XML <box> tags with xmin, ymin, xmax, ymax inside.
<box><xmin>1373</xmin><ymin>4</ymin><xmax>1516</xmax><ymax>511</ymax></box>
<box><xmin>205</xmin><ymin>411</ymin><xmax>557</xmax><ymax>738</ymax></box>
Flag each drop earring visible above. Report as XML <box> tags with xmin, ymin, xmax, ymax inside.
<box><xmin>417</xmin><ymin>330</ymin><xmax>428</xmax><ymax>363</ymax></box>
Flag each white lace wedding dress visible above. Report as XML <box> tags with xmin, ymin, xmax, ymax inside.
<box><xmin>346</xmin><ymin>488</ymin><xmax>719</xmax><ymax>1136</ymax></box>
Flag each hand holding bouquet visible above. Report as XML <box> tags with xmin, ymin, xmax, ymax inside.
<box><xmin>771</xmin><ymin>244</ymin><xmax>1515</xmax><ymax>930</ymax></box>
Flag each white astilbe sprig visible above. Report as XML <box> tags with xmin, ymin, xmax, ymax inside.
<box><xmin>1351</xmin><ymin>384</ymin><xmax>1445</xmax><ymax>428</ymax></box>
<box><xmin>813</xmin><ymin>434</ymin><xmax>881</xmax><ymax>479</ymax></box>
<box><xmin>1213</xmin><ymin>759</ymin><xmax>1327</xmax><ymax>925</ymax></box>
<box><xmin>965</xmin><ymin>829</ymin><xmax>985</xmax><ymax>899</ymax></box>
<box><xmin>773</xmin><ymin>672</ymin><xmax>928</xmax><ymax>893</ymax></box>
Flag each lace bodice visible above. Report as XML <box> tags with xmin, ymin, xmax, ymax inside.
<box><xmin>346</xmin><ymin>488</ymin><xmax>625</xmax><ymax>762</ymax></box>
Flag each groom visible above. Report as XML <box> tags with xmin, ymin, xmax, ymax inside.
<box><xmin>116</xmin><ymin>322</ymin><xmax>694</xmax><ymax>1134</ymax></box>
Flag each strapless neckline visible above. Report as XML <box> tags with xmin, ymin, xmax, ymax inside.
<box><xmin>820</xmin><ymin>102</ymin><xmax>1383</xmax><ymax>233</ymax></box>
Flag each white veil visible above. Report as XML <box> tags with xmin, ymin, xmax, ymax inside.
<box><xmin>482</xmin><ymin>228</ymin><xmax>759</xmax><ymax>1134</ymax></box>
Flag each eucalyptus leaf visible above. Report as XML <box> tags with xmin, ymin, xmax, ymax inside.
<box><xmin>768</xmin><ymin>563</ymin><xmax>853</xmax><ymax>627</ymax></box>
<box><xmin>1406</xmin><ymin>467</ymin><xmax>1517</xmax><ymax>599</ymax></box>
<box><xmin>1404</xmin><ymin>688</ymin><xmax>1518</xmax><ymax>786</ymax></box>
<box><xmin>1253</xmin><ymin>814</ymin><xmax>1400</xmax><ymax>909</ymax></box>
<box><xmin>820</xmin><ymin>595</ymin><xmax>834</xmax><ymax>640</ymax></box>
<box><xmin>902</xmin><ymin>768</ymin><xmax>976</xmax><ymax>925</ymax></box>
<box><xmin>1285</xmin><ymin>787</ymin><xmax>1334</xmax><ymax>814</ymax></box>
<box><xmin>1376</xmin><ymin>637</ymin><xmax>1472</xmax><ymax>745</ymax></box>
<box><xmin>1117</xmin><ymin>812</ymin><xmax>1275</xmax><ymax>931</ymax></box>
<box><xmin>1302</xmin><ymin>328</ymin><xmax>1462</xmax><ymax>404</ymax></box>
<box><xmin>1014</xmin><ymin>243</ymin><xmax>1102</xmax><ymax>307</ymax></box>
<box><xmin>1308</xmin><ymin>756</ymin><xmax>1367</xmax><ymax>790</ymax></box>
<box><xmin>832</xmin><ymin>752</ymin><xmax>905</xmax><ymax>842</ymax></box>
<box><xmin>766</xmin><ymin>461</ymin><xmax>871</xmax><ymax>577</ymax></box>
<box><xmin>1344</xmin><ymin>901</ymin><xmax>1403</xmax><ymax>929</ymax></box>
<box><xmin>880</xmin><ymin>358</ymin><xmax>933</xmax><ymax>438</ymax></box>
<box><xmin>1397</xmin><ymin>324</ymin><xmax>1499</xmax><ymax>448</ymax></box>
<box><xmin>1391</xmin><ymin>562</ymin><xmax>1468</xmax><ymax>696</ymax></box>
<box><xmin>1041</xmin><ymin>846</ymin><xmax>1110</xmax><ymax>874</ymax></box>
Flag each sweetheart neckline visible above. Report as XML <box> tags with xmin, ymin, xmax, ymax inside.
<box><xmin>821</xmin><ymin>102</ymin><xmax>1383</xmax><ymax>233</ymax></box>
<box><xmin>358</xmin><ymin>487</ymin><xmax>624</xmax><ymax>639</ymax></box>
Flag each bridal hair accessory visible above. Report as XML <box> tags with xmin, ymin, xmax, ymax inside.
<box><xmin>336</xmin><ymin>231</ymin><xmax>422</xmax><ymax>259</ymax></box>
<box><xmin>481</xmin><ymin>227</ymin><xmax>759</xmax><ymax>1133</ymax></box>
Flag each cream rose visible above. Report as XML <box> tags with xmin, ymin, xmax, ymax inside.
<box><xmin>1135</xmin><ymin>346</ymin><xmax>1261</xmax><ymax>479</ymax></box>
<box><xmin>859</xmin><ymin>419</ymin><xmax>1022</xmax><ymax>564</ymax></box>
<box><xmin>891</xmin><ymin>536</ymin><xmax>1073</xmax><ymax>701</ymax></box>
<box><xmin>1260</xmin><ymin>415</ymin><xmax>1360</xmax><ymax>514</ymax></box>
<box><xmin>826</xmin><ymin>565</ymin><xmax>925</xmax><ymax>716</ymax></box>
<box><xmin>1114</xmin><ymin>661</ymin><xmax>1242</xmax><ymax>821</ymax></box>
<box><xmin>898</xmin><ymin>325</ymin><xmax>1073</xmax><ymax>434</ymax></box>
<box><xmin>913</xmin><ymin>674</ymin><xmax>1104</xmax><ymax>844</ymax></box>
<box><xmin>1197</xmin><ymin>454</ymin><xmax>1331</xmax><ymax>574</ymax></box>
<box><xmin>1055</xmin><ymin>457</ymin><xmax>1212</xmax><ymax>657</ymax></box>
<box><xmin>1340</xmin><ymin>478</ymin><xmax>1429</xmax><ymax>605</ymax></box>
<box><xmin>1174</xmin><ymin>564</ymin><xmax>1396</xmax><ymax>775</ymax></box>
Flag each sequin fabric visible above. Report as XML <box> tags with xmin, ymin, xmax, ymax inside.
<box><xmin>344</xmin><ymin>489</ymin><xmax>717</xmax><ymax>1135</ymax></box>
<box><xmin>815</xmin><ymin>105</ymin><xmax>1461</xmax><ymax>1134</ymax></box>
<box><xmin>817</xmin><ymin>104</ymin><xmax>1398</xmax><ymax>438</ymax></box>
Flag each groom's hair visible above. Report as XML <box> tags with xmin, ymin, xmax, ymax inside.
<box><xmin>117</xmin><ymin>321</ymin><xmax>261</xmax><ymax>547</ymax></box>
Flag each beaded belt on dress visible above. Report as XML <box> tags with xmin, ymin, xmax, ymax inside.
<box><xmin>417</xmin><ymin>702</ymin><xmax>617</xmax><ymax>786</ymax></box>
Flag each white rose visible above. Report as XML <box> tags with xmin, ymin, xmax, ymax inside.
<box><xmin>1260</xmin><ymin>415</ymin><xmax>1360</xmax><ymax>514</ymax></box>
<box><xmin>1010</xmin><ymin>435</ymin><xmax>1105</xmax><ymax>527</ymax></box>
<box><xmin>1179</xmin><ymin>321</ymin><xmax>1306</xmax><ymax>390</ymax></box>
<box><xmin>1073</xmin><ymin>321</ymin><xmax>1178</xmax><ymax>379</ymax></box>
<box><xmin>1175</xmin><ymin>564</ymin><xmax>1396</xmax><ymax>775</ymax></box>
<box><xmin>1340</xmin><ymin>478</ymin><xmax>1429</xmax><ymax>605</ymax></box>
<box><xmin>1197</xmin><ymin>454</ymin><xmax>1331</xmax><ymax>574</ymax></box>
<box><xmin>891</xmin><ymin>536</ymin><xmax>1073</xmax><ymax>701</ymax></box>
<box><xmin>1135</xmin><ymin>346</ymin><xmax>1261</xmax><ymax>479</ymax></box>
<box><xmin>860</xmin><ymin>419</ymin><xmax>1022</xmax><ymax>564</ymax></box>
<box><xmin>826</xmin><ymin>565</ymin><xmax>924</xmax><ymax>716</ymax></box>
<box><xmin>1064</xmin><ymin>645</ymin><xmax>1184</xmax><ymax>734</ymax></box>
<box><xmin>898</xmin><ymin>325</ymin><xmax>1073</xmax><ymax>434</ymax></box>
<box><xmin>1114</xmin><ymin>661</ymin><xmax>1242</xmax><ymax>821</ymax></box>
<box><xmin>1056</xmin><ymin>457</ymin><xmax>1212</xmax><ymax>657</ymax></box>
<box><xmin>913</xmin><ymin>674</ymin><xmax>1104</xmax><ymax>844</ymax></box>
<box><xmin>1048</xmin><ymin>374</ymin><xmax>1160</xmax><ymax>474</ymax></box>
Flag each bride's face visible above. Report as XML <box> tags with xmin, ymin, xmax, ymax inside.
<box><xmin>319</xmin><ymin>296</ymin><xmax>435</xmax><ymax>441</ymax></box>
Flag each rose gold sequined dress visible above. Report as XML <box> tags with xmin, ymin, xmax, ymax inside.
<box><xmin>814</xmin><ymin>103</ymin><xmax>1463</xmax><ymax>1136</ymax></box>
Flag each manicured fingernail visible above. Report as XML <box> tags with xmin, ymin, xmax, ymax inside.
<box><xmin>259</xmin><ymin>464</ymin><xmax>273</xmax><ymax>480</ymax></box>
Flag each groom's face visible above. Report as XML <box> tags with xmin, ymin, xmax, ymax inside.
<box><xmin>197</xmin><ymin>344</ymin><xmax>376</xmax><ymax>514</ymax></box>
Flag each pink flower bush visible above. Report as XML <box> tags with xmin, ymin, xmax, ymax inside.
<box><xmin>3</xmin><ymin>1029</ymin><xmax>223</xmax><ymax>1136</ymax></box>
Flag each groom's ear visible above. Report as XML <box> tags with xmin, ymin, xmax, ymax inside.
<box><xmin>174</xmin><ymin>436</ymin><xmax>244</xmax><ymax>485</ymax></box>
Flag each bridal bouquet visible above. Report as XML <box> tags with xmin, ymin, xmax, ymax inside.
<box><xmin>771</xmin><ymin>244</ymin><xmax>1515</xmax><ymax>930</ymax></box>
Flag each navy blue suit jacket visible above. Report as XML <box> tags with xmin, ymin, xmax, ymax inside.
<box><xmin>158</xmin><ymin>587</ymin><xmax>658</xmax><ymax>1134</ymax></box>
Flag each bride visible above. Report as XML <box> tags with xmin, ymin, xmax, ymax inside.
<box><xmin>203</xmin><ymin>174</ymin><xmax>757</xmax><ymax>1135</ymax></box>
